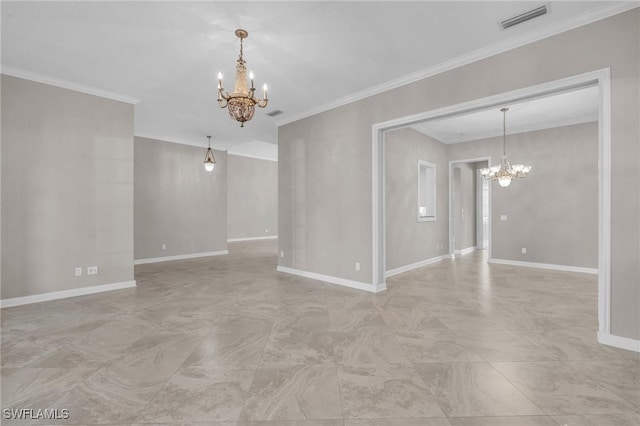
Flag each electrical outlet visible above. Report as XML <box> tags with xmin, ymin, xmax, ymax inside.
<box><xmin>87</xmin><ymin>266</ymin><xmax>98</xmax><ymax>275</ymax></box>
<box><xmin>280</xmin><ymin>250</ymin><xmax>284</xmax><ymax>258</ymax></box>
<box><xmin>355</xmin><ymin>262</ymin><xmax>360</xmax><ymax>271</ymax></box>
<box><xmin>162</xmin><ymin>244</ymin><xmax>166</xmax><ymax>250</ymax></box>
<box><xmin>75</xmin><ymin>267</ymin><xmax>82</xmax><ymax>277</ymax></box>
<box><xmin>265</xmin><ymin>228</ymin><xmax>269</xmax><ymax>233</ymax></box>
<box><xmin>521</xmin><ymin>247</ymin><xmax>527</xmax><ymax>254</ymax></box>
<box><xmin>500</xmin><ymin>214</ymin><xmax>508</xmax><ymax>221</ymax></box>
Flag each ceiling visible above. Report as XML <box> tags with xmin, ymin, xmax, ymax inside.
<box><xmin>1</xmin><ymin>1</ymin><xmax>633</xmax><ymax>160</ymax></box>
<box><xmin>411</xmin><ymin>85</ymin><xmax>599</xmax><ymax>144</ymax></box>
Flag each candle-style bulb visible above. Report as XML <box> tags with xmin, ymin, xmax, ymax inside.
<box><xmin>249</xmin><ymin>71</ymin><xmax>254</xmax><ymax>80</ymax></box>
<box><xmin>218</xmin><ymin>72</ymin><xmax>223</xmax><ymax>80</ymax></box>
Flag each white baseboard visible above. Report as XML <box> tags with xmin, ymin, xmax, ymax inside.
<box><xmin>454</xmin><ymin>247</ymin><xmax>477</xmax><ymax>256</ymax></box>
<box><xmin>134</xmin><ymin>250</ymin><xmax>229</xmax><ymax>265</ymax></box>
<box><xmin>488</xmin><ymin>258</ymin><xmax>598</xmax><ymax>274</ymax></box>
<box><xmin>386</xmin><ymin>254</ymin><xmax>449</xmax><ymax>278</ymax></box>
<box><xmin>1</xmin><ymin>280</ymin><xmax>137</xmax><ymax>308</ymax></box>
<box><xmin>227</xmin><ymin>236</ymin><xmax>278</xmax><ymax>242</ymax></box>
<box><xmin>277</xmin><ymin>265</ymin><xmax>386</xmax><ymax>293</ymax></box>
<box><xmin>598</xmin><ymin>331</ymin><xmax>640</xmax><ymax>353</ymax></box>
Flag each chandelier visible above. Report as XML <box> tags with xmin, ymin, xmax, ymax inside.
<box><xmin>217</xmin><ymin>29</ymin><xmax>268</xmax><ymax>127</ymax></box>
<box><xmin>204</xmin><ymin>135</ymin><xmax>216</xmax><ymax>172</ymax></box>
<box><xmin>480</xmin><ymin>107</ymin><xmax>531</xmax><ymax>187</ymax></box>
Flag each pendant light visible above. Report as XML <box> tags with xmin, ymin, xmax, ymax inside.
<box><xmin>204</xmin><ymin>135</ymin><xmax>216</xmax><ymax>172</ymax></box>
<box><xmin>480</xmin><ymin>107</ymin><xmax>531</xmax><ymax>187</ymax></box>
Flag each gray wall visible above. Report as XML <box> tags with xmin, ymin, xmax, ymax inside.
<box><xmin>227</xmin><ymin>155</ymin><xmax>278</xmax><ymax>240</ymax></box>
<box><xmin>453</xmin><ymin>163</ymin><xmax>476</xmax><ymax>252</ymax></box>
<box><xmin>1</xmin><ymin>75</ymin><xmax>135</xmax><ymax>299</ymax></box>
<box><xmin>449</xmin><ymin>122</ymin><xmax>599</xmax><ymax>268</ymax></box>
<box><xmin>385</xmin><ymin>128</ymin><xmax>448</xmax><ymax>271</ymax></box>
<box><xmin>278</xmin><ymin>10</ymin><xmax>639</xmax><ymax>340</ymax></box>
<box><xmin>134</xmin><ymin>137</ymin><xmax>227</xmax><ymax>260</ymax></box>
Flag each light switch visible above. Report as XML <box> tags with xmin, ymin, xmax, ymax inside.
<box><xmin>500</xmin><ymin>215</ymin><xmax>508</xmax><ymax>221</ymax></box>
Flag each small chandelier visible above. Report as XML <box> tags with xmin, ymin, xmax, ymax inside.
<box><xmin>204</xmin><ymin>135</ymin><xmax>216</xmax><ymax>172</ymax></box>
<box><xmin>217</xmin><ymin>29</ymin><xmax>268</xmax><ymax>127</ymax></box>
<box><xmin>480</xmin><ymin>107</ymin><xmax>531</xmax><ymax>187</ymax></box>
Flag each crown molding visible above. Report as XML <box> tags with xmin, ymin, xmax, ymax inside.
<box><xmin>135</xmin><ymin>134</ymin><xmax>277</xmax><ymax>162</ymax></box>
<box><xmin>134</xmin><ymin>133</ymin><xmax>208</xmax><ymax>148</ymax></box>
<box><xmin>227</xmin><ymin>152</ymin><xmax>278</xmax><ymax>162</ymax></box>
<box><xmin>1</xmin><ymin>65</ymin><xmax>140</xmax><ymax>104</ymax></box>
<box><xmin>413</xmin><ymin>114</ymin><xmax>598</xmax><ymax>144</ymax></box>
<box><xmin>276</xmin><ymin>3</ymin><xmax>638</xmax><ymax>127</ymax></box>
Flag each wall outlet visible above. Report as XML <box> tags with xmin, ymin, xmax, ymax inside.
<box><xmin>162</xmin><ymin>244</ymin><xmax>166</xmax><ymax>250</ymax></box>
<box><xmin>355</xmin><ymin>262</ymin><xmax>361</xmax><ymax>271</ymax></box>
<box><xmin>500</xmin><ymin>214</ymin><xmax>508</xmax><ymax>221</ymax></box>
<box><xmin>265</xmin><ymin>228</ymin><xmax>269</xmax><ymax>233</ymax></box>
<box><xmin>280</xmin><ymin>250</ymin><xmax>284</xmax><ymax>258</ymax></box>
<box><xmin>75</xmin><ymin>267</ymin><xmax>83</xmax><ymax>277</ymax></box>
<box><xmin>87</xmin><ymin>266</ymin><xmax>98</xmax><ymax>275</ymax></box>
<box><xmin>521</xmin><ymin>247</ymin><xmax>527</xmax><ymax>254</ymax></box>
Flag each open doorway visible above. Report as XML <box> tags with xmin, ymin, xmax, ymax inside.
<box><xmin>477</xmin><ymin>166</ymin><xmax>489</xmax><ymax>250</ymax></box>
<box><xmin>450</xmin><ymin>158</ymin><xmax>491</xmax><ymax>258</ymax></box>
<box><xmin>373</xmin><ymin>69</ymin><xmax>612</xmax><ymax>346</ymax></box>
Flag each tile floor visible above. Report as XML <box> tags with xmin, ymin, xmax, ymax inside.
<box><xmin>1</xmin><ymin>240</ymin><xmax>638</xmax><ymax>426</ymax></box>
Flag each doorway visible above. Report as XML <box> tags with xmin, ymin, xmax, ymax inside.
<box><xmin>371</xmin><ymin>68</ymin><xmax>611</xmax><ymax>345</ymax></box>
<box><xmin>449</xmin><ymin>158</ymin><xmax>491</xmax><ymax>258</ymax></box>
<box><xmin>477</xmin><ymin>167</ymin><xmax>489</xmax><ymax>250</ymax></box>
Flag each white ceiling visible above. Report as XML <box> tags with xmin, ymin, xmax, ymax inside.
<box><xmin>411</xmin><ymin>85</ymin><xmax>599</xmax><ymax>144</ymax></box>
<box><xmin>1</xmin><ymin>1</ymin><xmax>632</xmax><ymax>156</ymax></box>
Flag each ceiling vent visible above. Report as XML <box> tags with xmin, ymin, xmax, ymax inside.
<box><xmin>266</xmin><ymin>110</ymin><xmax>284</xmax><ymax>117</ymax></box>
<box><xmin>501</xmin><ymin>5</ymin><xmax>548</xmax><ymax>29</ymax></box>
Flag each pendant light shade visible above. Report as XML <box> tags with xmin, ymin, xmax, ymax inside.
<box><xmin>204</xmin><ymin>136</ymin><xmax>216</xmax><ymax>172</ymax></box>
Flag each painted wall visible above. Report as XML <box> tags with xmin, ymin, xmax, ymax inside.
<box><xmin>449</xmin><ymin>122</ymin><xmax>599</xmax><ymax>269</ymax></box>
<box><xmin>385</xmin><ymin>128</ymin><xmax>448</xmax><ymax>271</ymax></box>
<box><xmin>1</xmin><ymin>75</ymin><xmax>135</xmax><ymax>299</ymax></box>
<box><xmin>453</xmin><ymin>163</ymin><xmax>476</xmax><ymax>252</ymax></box>
<box><xmin>134</xmin><ymin>137</ymin><xmax>227</xmax><ymax>261</ymax></box>
<box><xmin>278</xmin><ymin>10</ymin><xmax>639</xmax><ymax>340</ymax></box>
<box><xmin>227</xmin><ymin>155</ymin><xmax>278</xmax><ymax>240</ymax></box>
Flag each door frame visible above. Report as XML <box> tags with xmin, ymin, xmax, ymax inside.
<box><xmin>372</xmin><ymin>68</ymin><xmax>611</xmax><ymax>343</ymax></box>
<box><xmin>449</xmin><ymin>157</ymin><xmax>492</xmax><ymax>259</ymax></box>
<box><xmin>476</xmin><ymin>168</ymin><xmax>488</xmax><ymax>250</ymax></box>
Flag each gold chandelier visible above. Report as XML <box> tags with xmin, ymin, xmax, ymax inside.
<box><xmin>480</xmin><ymin>107</ymin><xmax>531</xmax><ymax>187</ymax></box>
<box><xmin>217</xmin><ymin>29</ymin><xmax>268</xmax><ymax>127</ymax></box>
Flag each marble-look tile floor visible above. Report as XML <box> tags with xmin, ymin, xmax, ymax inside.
<box><xmin>2</xmin><ymin>241</ymin><xmax>638</xmax><ymax>426</ymax></box>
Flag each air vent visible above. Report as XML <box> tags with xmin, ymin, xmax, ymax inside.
<box><xmin>266</xmin><ymin>110</ymin><xmax>284</xmax><ymax>117</ymax></box>
<box><xmin>501</xmin><ymin>5</ymin><xmax>547</xmax><ymax>29</ymax></box>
